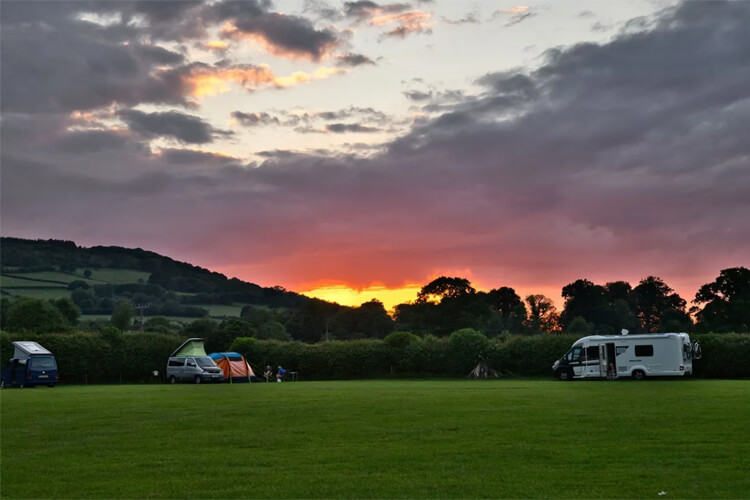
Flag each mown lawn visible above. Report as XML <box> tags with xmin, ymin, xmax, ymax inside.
<box><xmin>1</xmin><ymin>380</ymin><xmax>748</xmax><ymax>499</ymax></box>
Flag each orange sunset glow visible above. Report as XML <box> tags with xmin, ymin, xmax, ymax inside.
<box><xmin>299</xmin><ymin>283</ymin><xmax>422</xmax><ymax>312</ymax></box>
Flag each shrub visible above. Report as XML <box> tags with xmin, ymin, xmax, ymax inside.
<box><xmin>448</xmin><ymin>328</ymin><xmax>489</xmax><ymax>375</ymax></box>
<box><xmin>384</xmin><ymin>331</ymin><xmax>420</xmax><ymax>348</ymax></box>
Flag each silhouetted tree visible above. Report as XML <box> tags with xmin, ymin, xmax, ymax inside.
<box><xmin>524</xmin><ymin>295</ymin><xmax>561</xmax><ymax>334</ymax></box>
<box><xmin>693</xmin><ymin>267</ymin><xmax>750</xmax><ymax>332</ymax></box>
<box><xmin>631</xmin><ymin>276</ymin><xmax>691</xmax><ymax>332</ymax></box>
<box><xmin>417</xmin><ymin>277</ymin><xmax>476</xmax><ymax>303</ymax></box>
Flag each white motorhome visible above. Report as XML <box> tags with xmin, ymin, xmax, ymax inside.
<box><xmin>552</xmin><ymin>332</ymin><xmax>701</xmax><ymax>381</ymax></box>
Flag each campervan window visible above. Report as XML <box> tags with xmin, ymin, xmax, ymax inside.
<box><xmin>187</xmin><ymin>359</ymin><xmax>197</xmax><ymax>367</ymax></box>
<box><xmin>168</xmin><ymin>359</ymin><xmax>185</xmax><ymax>367</ymax></box>
<box><xmin>635</xmin><ymin>345</ymin><xmax>654</xmax><ymax>356</ymax></box>
<box><xmin>194</xmin><ymin>357</ymin><xmax>215</xmax><ymax>367</ymax></box>
<box><xmin>31</xmin><ymin>356</ymin><xmax>56</xmax><ymax>369</ymax></box>
<box><xmin>584</xmin><ymin>346</ymin><xmax>599</xmax><ymax>359</ymax></box>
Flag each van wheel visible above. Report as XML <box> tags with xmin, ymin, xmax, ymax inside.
<box><xmin>169</xmin><ymin>375</ymin><xmax>177</xmax><ymax>385</ymax></box>
<box><xmin>194</xmin><ymin>376</ymin><xmax>202</xmax><ymax>384</ymax></box>
<box><xmin>558</xmin><ymin>370</ymin><xmax>572</xmax><ymax>381</ymax></box>
<box><xmin>632</xmin><ymin>369</ymin><xmax>646</xmax><ymax>380</ymax></box>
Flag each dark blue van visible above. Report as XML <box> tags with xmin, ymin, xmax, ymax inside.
<box><xmin>0</xmin><ymin>341</ymin><xmax>58</xmax><ymax>388</ymax></box>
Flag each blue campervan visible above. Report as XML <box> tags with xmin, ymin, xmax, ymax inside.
<box><xmin>1</xmin><ymin>341</ymin><xmax>58</xmax><ymax>388</ymax></box>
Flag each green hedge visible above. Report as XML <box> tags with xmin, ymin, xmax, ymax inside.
<box><xmin>1</xmin><ymin>331</ymin><xmax>748</xmax><ymax>384</ymax></box>
<box><xmin>1</xmin><ymin>331</ymin><xmax>181</xmax><ymax>384</ymax></box>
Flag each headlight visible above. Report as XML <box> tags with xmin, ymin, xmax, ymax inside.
<box><xmin>552</xmin><ymin>360</ymin><xmax>559</xmax><ymax>369</ymax></box>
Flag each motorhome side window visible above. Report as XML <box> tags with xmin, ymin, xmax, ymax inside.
<box><xmin>635</xmin><ymin>345</ymin><xmax>654</xmax><ymax>357</ymax></box>
<box><xmin>585</xmin><ymin>346</ymin><xmax>599</xmax><ymax>359</ymax></box>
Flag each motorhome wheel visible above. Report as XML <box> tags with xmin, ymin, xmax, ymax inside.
<box><xmin>169</xmin><ymin>375</ymin><xmax>177</xmax><ymax>384</ymax></box>
<box><xmin>558</xmin><ymin>370</ymin><xmax>572</xmax><ymax>381</ymax></box>
<box><xmin>632</xmin><ymin>369</ymin><xmax>646</xmax><ymax>380</ymax></box>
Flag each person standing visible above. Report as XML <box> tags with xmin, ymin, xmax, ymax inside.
<box><xmin>276</xmin><ymin>365</ymin><xmax>286</xmax><ymax>382</ymax></box>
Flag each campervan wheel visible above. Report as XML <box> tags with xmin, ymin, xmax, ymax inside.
<box><xmin>194</xmin><ymin>375</ymin><xmax>202</xmax><ymax>384</ymax></box>
<box><xmin>169</xmin><ymin>375</ymin><xmax>177</xmax><ymax>384</ymax></box>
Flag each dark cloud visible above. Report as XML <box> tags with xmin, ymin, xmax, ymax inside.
<box><xmin>403</xmin><ymin>90</ymin><xmax>433</xmax><ymax>101</ymax></box>
<box><xmin>344</xmin><ymin>1</ymin><xmax>410</xmax><ymax>20</ymax></box>
<box><xmin>441</xmin><ymin>13</ymin><xmax>480</xmax><ymax>25</ymax></box>
<box><xmin>505</xmin><ymin>11</ymin><xmax>535</xmax><ymax>27</ymax></box>
<box><xmin>303</xmin><ymin>0</ymin><xmax>343</xmax><ymax>21</ymax></box>
<box><xmin>117</xmin><ymin>110</ymin><xmax>233</xmax><ymax>144</ymax></box>
<box><xmin>0</xmin><ymin>10</ymin><xmax>194</xmax><ymax>113</ymax></box>
<box><xmin>135</xmin><ymin>45</ymin><xmax>186</xmax><ymax>66</ymax></box>
<box><xmin>231</xmin><ymin>111</ymin><xmax>281</xmax><ymax>127</ymax></box>
<box><xmin>158</xmin><ymin>148</ymin><xmax>242</xmax><ymax>167</ymax></box>
<box><xmin>54</xmin><ymin>130</ymin><xmax>142</xmax><ymax>154</ymax></box>
<box><xmin>212</xmin><ymin>1</ymin><xmax>340</xmax><ymax>61</ymax></box>
<box><xmin>326</xmin><ymin>123</ymin><xmax>380</xmax><ymax>133</ymax></box>
<box><xmin>335</xmin><ymin>53</ymin><xmax>377</xmax><ymax>67</ymax></box>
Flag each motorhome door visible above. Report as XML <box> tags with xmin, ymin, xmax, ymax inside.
<box><xmin>599</xmin><ymin>343</ymin><xmax>617</xmax><ymax>378</ymax></box>
<box><xmin>599</xmin><ymin>344</ymin><xmax>608</xmax><ymax>376</ymax></box>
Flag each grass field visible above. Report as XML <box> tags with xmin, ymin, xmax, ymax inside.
<box><xmin>1</xmin><ymin>380</ymin><xmax>749</xmax><ymax>499</ymax></box>
<box><xmin>198</xmin><ymin>303</ymin><xmax>247</xmax><ymax>317</ymax></box>
<box><xmin>0</xmin><ymin>288</ymin><xmax>71</xmax><ymax>300</ymax></box>
<box><xmin>74</xmin><ymin>268</ymin><xmax>151</xmax><ymax>284</ymax></box>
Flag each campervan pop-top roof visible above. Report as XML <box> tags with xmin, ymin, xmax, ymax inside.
<box><xmin>13</xmin><ymin>341</ymin><xmax>53</xmax><ymax>358</ymax></box>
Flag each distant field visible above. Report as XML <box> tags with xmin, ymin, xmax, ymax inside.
<box><xmin>0</xmin><ymin>288</ymin><xmax>71</xmax><ymax>300</ymax></box>
<box><xmin>1</xmin><ymin>271</ymin><xmax>96</xmax><ymax>285</ymax></box>
<box><xmin>1</xmin><ymin>380</ymin><xmax>748</xmax><ymax>499</ymax></box>
<box><xmin>0</xmin><ymin>275</ymin><xmax>64</xmax><ymax>288</ymax></box>
<box><xmin>198</xmin><ymin>303</ymin><xmax>246</xmax><ymax>317</ymax></box>
<box><xmin>73</xmin><ymin>268</ymin><xmax>151</xmax><ymax>284</ymax></box>
<box><xmin>80</xmin><ymin>315</ymin><xmax>212</xmax><ymax>324</ymax></box>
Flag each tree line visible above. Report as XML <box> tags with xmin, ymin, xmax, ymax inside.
<box><xmin>2</xmin><ymin>267</ymin><xmax>748</xmax><ymax>347</ymax></box>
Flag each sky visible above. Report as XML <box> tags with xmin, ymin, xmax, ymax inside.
<box><xmin>1</xmin><ymin>0</ymin><xmax>749</xmax><ymax>312</ymax></box>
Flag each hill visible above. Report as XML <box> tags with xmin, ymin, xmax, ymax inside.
<box><xmin>0</xmin><ymin>237</ymin><xmax>308</xmax><ymax>320</ymax></box>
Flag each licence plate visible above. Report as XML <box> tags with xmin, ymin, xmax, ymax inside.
<box><xmin>39</xmin><ymin>375</ymin><xmax>49</xmax><ymax>378</ymax></box>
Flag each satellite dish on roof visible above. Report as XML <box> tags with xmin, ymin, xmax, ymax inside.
<box><xmin>621</xmin><ymin>329</ymin><xmax>629</xmax><ymax>336</ymax></box>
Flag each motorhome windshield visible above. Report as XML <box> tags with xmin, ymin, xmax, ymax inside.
<box><xmin>566</xmin><ymin>348</ymin><xmax>581</xmax><ymax>361</ymax></box>
<box><xmin>194</xmin><ymin>357</ymin><xmax>216</xmax><ymax>367</ymax></box>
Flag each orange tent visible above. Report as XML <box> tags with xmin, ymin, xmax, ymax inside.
<box><xmin>208</xmin><ymin>352</ymin><xmax>255</xmax><ymax>383</ymax></box>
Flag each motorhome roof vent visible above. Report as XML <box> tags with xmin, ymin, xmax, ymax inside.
<box><xmin>621</xmin><ymin>329</ymin><xmax>629</xmax><ymax>335</ymax></box>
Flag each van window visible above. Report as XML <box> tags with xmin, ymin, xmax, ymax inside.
<box><xmin>585</xmin><ymin>346</ymin><xmax>599</xmax><ymax>359</ymax></box>
<box><xmin>187</xmin><ymin>359</ymin><xmax>197</xmax><ymax>367</ymax></box>
<box><xmin>195</xmin><ymin>357</ymin><xmax>216</xmax><ymax>368</ymax></box>
<box><xmin>635</xmin><ymin>345</ymin><xmax>654</xmax><ymax>357</ymax></box>
<box><xmin>168</xmin><ymin>358</ymin><xmax>185</xmax><ymax>367</ymax></box>
<box><xmin>30</xmin><ymin>356</ymin><xmax>56</xmax><ymax>369</ymax></box>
